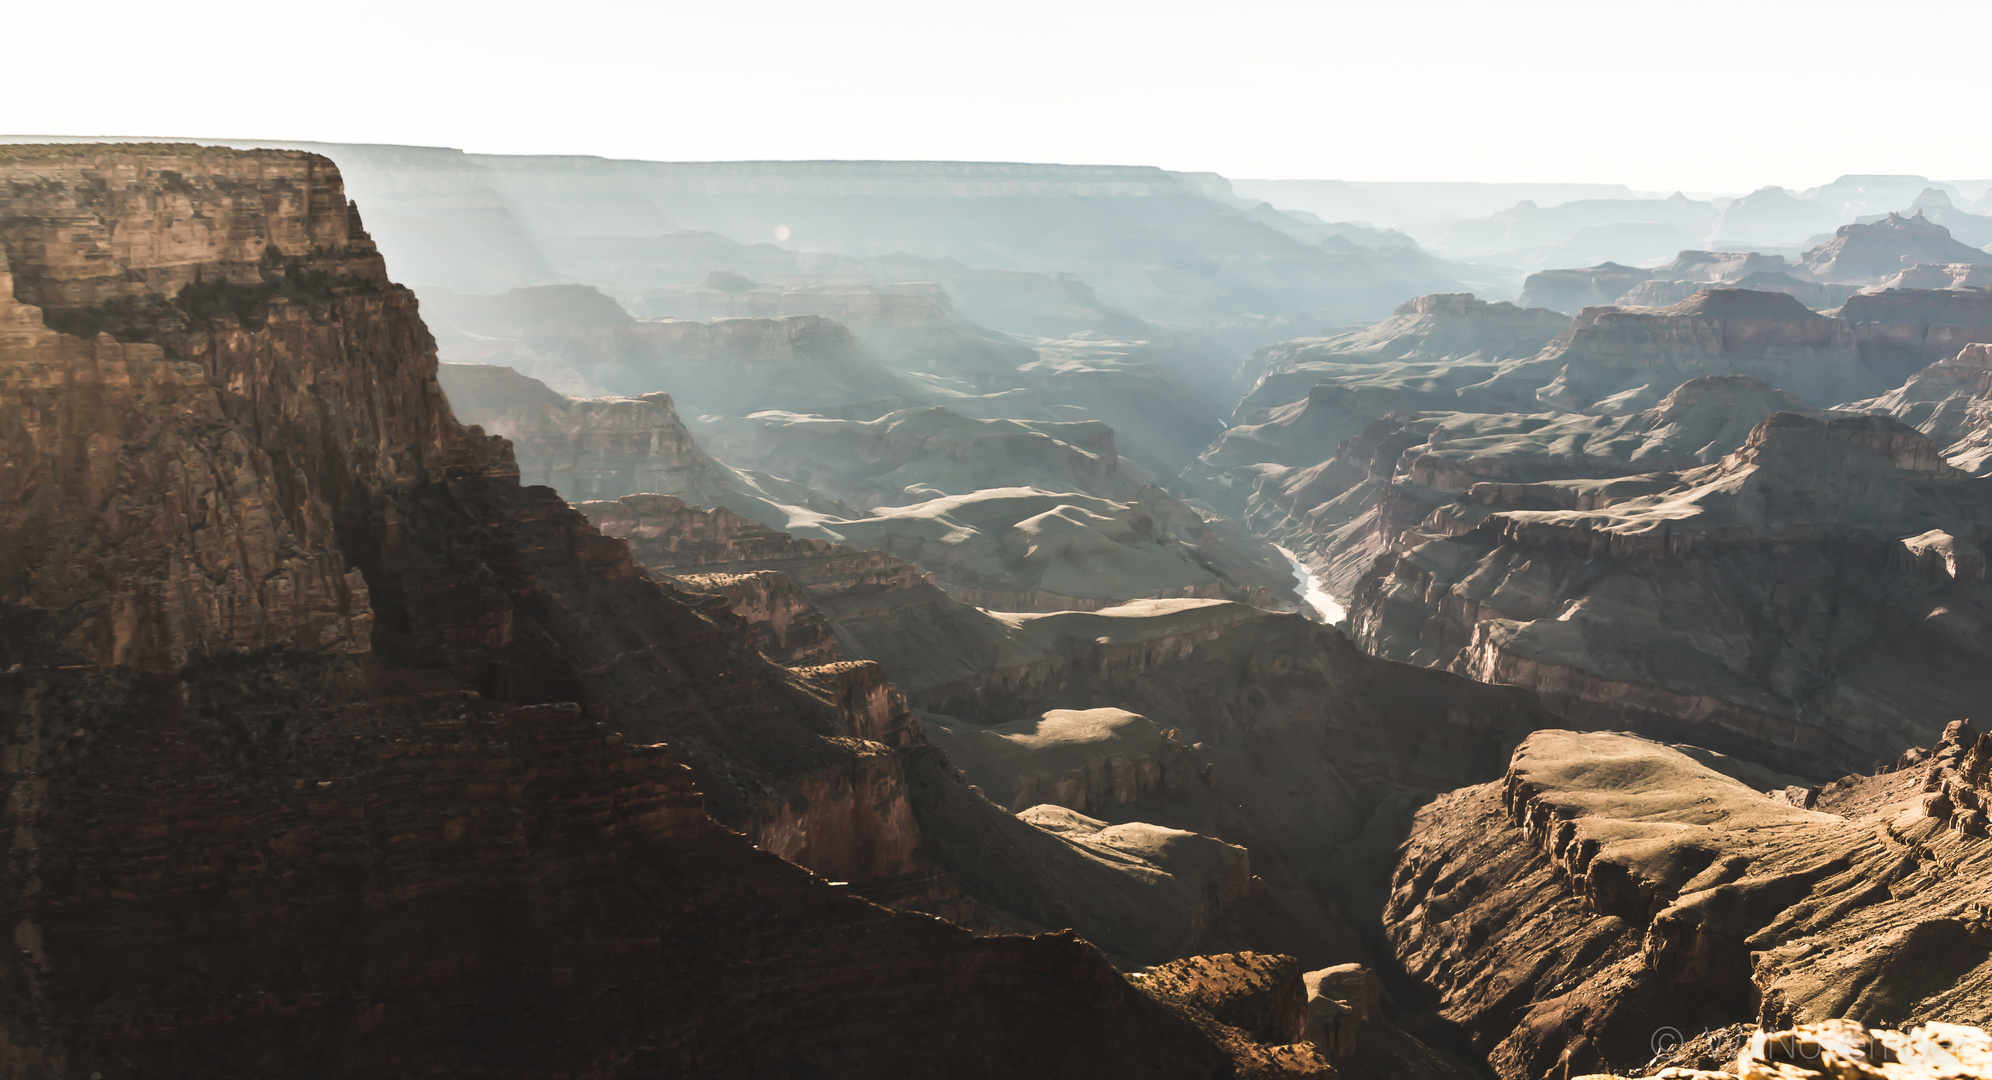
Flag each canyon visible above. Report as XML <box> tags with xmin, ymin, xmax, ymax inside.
<box><xmin>11</xmin><ymin>132</ymin><xmax>1992</xmax><ymax>1080</ymax></box>
<box><xmin>0</xmin><ymin>143</ymin><xmax>1348</xmax><ymax>1077</ymax></box>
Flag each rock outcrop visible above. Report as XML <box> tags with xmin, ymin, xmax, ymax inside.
<box><xmin>1838</xmin><ymin>287</ymin><xmax>1992</xmax><ymax>374</ymax></box>
<box><xmin>422</xmin><ymin>284</ymin><xmax>923</xmax><ymax>410</ymax></box>
<box><xmin>693</xmin><ymin>404</ymin><xmax>1136</xmax><ymax>509</ymax></box>
<box><xmin>1518</xmin><ymin>263</ymin><xmax>1658</xmax><ymax>315</ymax></box>
<box><xmin>1619</xmin><ymin>271</ymin><xmax>1856</xmax><ymax>312</ymax></box>
<box><xmin>436</xmin><ymin>361</ymin><xmax>849</xmax><ymax>530</ymax></box>
<box><xmin>1233</xmin><ymin>293</ymin><xmax>1570</xmax><ymax>422</ymax></box>
<box><xmin>0</xmin><ymin>142</ymin><xmax>1300</xmax><ymax>1077</ymax></box>
<box><xmin>1249</xmin><ymin>375</ymin><xmax>1814</xmax><ymax>601</ymax></box>
<box><xmin>1521</xmin><ymin>290</ymin><xmax>1881</xmax><ymax>415</ymax></box>
<box><xmin>1526</xmin><ymin>252</ymin><xmax>1859</xmax><ymax>315</ymax></box>
<box><xmin>1803</xmin><ymin>212</ymin><xmax>1992</xmax><ymax>284</ymax></box>
<box><xmin>586</xmin><ymin>492</ymin><xmax>1572</xmax><ymax>1030</ymax></box>
<box><xmin>1848</xmin><ymin>343</ymin><xmax>1992</xmax><ymax>473</ymax></box>
<box><xmin>1387</xmin><ymin>728</ymin><xmax>1992</xmax><ymax>1080</ymax></box>
<box><xmin>818</xmin><ymin>486</ymin><xmax>1299</xmax><ymax>613</ymax></box>
<box><xmin>618</xmin><ymin>277</ymin><xmax>1041</xmax><ymax>380</ymax></box>
<box><xmin>1348</xmin><ymin>411</ymin><xmax>1992</xmax><ymax>775</ymax></box>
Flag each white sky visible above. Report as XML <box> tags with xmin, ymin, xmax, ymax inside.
<box><xmin>6</xmin><ymin>0</ymin><xmax>1988</xmax><ymax>193</ymax></box>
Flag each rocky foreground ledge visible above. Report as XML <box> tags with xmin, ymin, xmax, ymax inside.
<box><xmin>1581</xmin><ymin>1020</ymin><xmax>1992</xmax><ymax>1080</ymax></box>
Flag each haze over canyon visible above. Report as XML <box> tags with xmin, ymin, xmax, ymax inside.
<box><xmin>10</xmin><ymin>38</ymin><xmax>1992</xmax><ymax>1076</ymax></box>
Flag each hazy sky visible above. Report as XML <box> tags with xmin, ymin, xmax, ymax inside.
<box><xmin>8</xmin><ymin>0</ymin><xmax>1988</xmax><ymax>192</ymax></box>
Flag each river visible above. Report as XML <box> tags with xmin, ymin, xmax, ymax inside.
<box><xmin>1273</xmin><ymin>544</ymin><xmax>1347</xmax><ymax>625</ymax></box>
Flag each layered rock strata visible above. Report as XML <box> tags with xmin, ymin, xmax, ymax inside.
<box><xmin>0</xmin><ymin>143</ymin><xmax>1281</xmax><ymax>1076</ymax></box>
<box><xmin>1839</xmin><ymin>287</ymin><xmax>1992</xmax><ymax>374</ymax></box>
<box><xmin>1230</xmin><ymin>293</ymin><xmax>1569</xmax><ymax>425</ymax></box>
<box><xmin>1350</xmin><ymin>411</ymin><xmax>1992</xmax><ymax>774</ymax></box>
<box><xmin>436</xmin><ymin>360</ymin><xmax>848</xmax><ymax>530</ymax></box>
<box><xmin>1803</xmin><ymin>212</ymin><xmax>1992</xmax><ymax>284</ymax></box>
<box><xmin>1518</xmin><ymin>262</ymin><xmax>1659</xmax><ymax>315</ymax></box>
<box><xmin>587</xmin><ymin>490</ymin><xmax>1571</xmax><ymax>1021</ymax></box>
<box><xmin>438</xmin><ymin>357</ymin><xmax>1304</xmax><ymax>615</ymax></box>
<box><xmin>1519</xmin><ymin>290</ymin><xmax>1883</xmax><ymax>415</ymax></box>
<box><xmin>1246</xmin><ymin>375</ymin><xmax>1813</xmax><ymax>601</ymax></box>
<box><xmin>1387</xmin><ymin>728</ymin><xmax>1992</xmax><ymax>1080</ymax></box>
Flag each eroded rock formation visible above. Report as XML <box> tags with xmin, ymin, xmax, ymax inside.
<box><xmin>1803</xmin><ymin>212</ymin><xmax>1992</xmax><ymax>284</ymax></box>
<box><xmin>1348</xmin><ymin>411</ymin><xmax>1992</xmax><ymax>775</ymax></box>
<box><xmin>1245</xmin><ymin>374</ymin><xmax>1814</xmax><ymax>601</ymax></box>
<box><xmin>0</xmin><ymin>142</ymin><xmax>1287</xmax><ymax>1077</ymax></box>
<box><xmin>1389</xmin><ymin>727</ymin><xmax>1992</xmax><ymax>1080</ymax></box>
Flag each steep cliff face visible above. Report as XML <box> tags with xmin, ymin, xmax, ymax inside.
<box><xmin>615</xmin><ymin>277</ymin><xmax>1042</xmax><ymax>381</ymax></box>
<box><xmin>435</xmin><ymin>361</ymin><xmax>848</xmax><ymax>531</ymax></box>
<box><xmin>1386</xmin><ymin>728</ymin><xmax>1992</xmax><ymax>1080</ymax></box>
<box><xmin>1199</xmin><ymin>294</ymin><xmax>1570</xmax><ymax>516</ymax></box>
<box><xmin>1521</xmin><ymin>290</ymin><xmax>1883</xmax><ymax>415</ymax></box>
<box><xmin>584</xmin><ymin>488</ymin><xmax>1575</xmax><ymax>1020</ymax></box>
<box><xmin>422</xmin><ymin>283</ymin><xmax>918</xmax><ymax>411</ymax></box>
<box><xmin>1517</xmin><ymin>263</ymin><xmax>1656</xmax><ymax>315</ymax></box>
<box><xmin>1246</xmin><ymin>376</ymin><xmax>1812</xmax><ymax>602</ymax></box>
<box><xmin>1348</xmin><ymin>411</ymin><xmax>1992</xmax><ymax>776</ymax></box>
<box><xmin>1838</xmin><ymin>287</ymin><xmax>1992</xmax><ymax>373</ymax></box>
<box><xmin>1231</xmin><ymin>293</ymin><xmax>1569</xmax><ymax>424</ymax></box>
<box><xmin>0</xmin><ymin>144</ymin><xmax>1272</xmax><ymax>1076</ymax></box>
<box><xmin>1850</xmin><ymin>343</ymin><xmax>1992</xmax><ymax>472</ymax></box>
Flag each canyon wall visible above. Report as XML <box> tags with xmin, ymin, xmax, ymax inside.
<box><xmin>0</xmin><ymin>143</ymin><xmax>1278</xmax><ymax>1076</ymax></box>
<box><xmin>1346</xmin><ymin>411</ymin><xmax>1992</xmax><ymax>776</ymax></box>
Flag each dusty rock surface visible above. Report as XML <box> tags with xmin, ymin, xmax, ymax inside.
<box><xmin>1386</xmin><ymin>727</ymin><xmax>1992</xmax><ymax>1080</ymax></box>
<box><xmin>1579</xmin><ymin>1020</ymin><xmax>1992</xmax><ymax>1080</ymax></box>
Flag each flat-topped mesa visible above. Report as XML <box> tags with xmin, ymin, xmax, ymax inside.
<box><xmin>1389</xmin><ymin>291</ymin><xmax>1536</xmax><ymax>319</ymax></box>
<box><xmin>1249</xmin><ymin>290</ymin><xmax>1568</xmax><ymax>379</ymax></box>
<box><xmin>1517</xmin><ymin>261</ymin><xmax>1655</xmax><ymax>314</ymax></box>
<box><xmin>1222</xmin><ymin>292</ymin><xmax>1568</xmax><ymax>454</ymax></box>
<box><xmin>1732</xmin><ymin>411</ymin><xmax>1959</xmax><ymax>477</ymax></box>
<box><xmin>1652</xmin><ymin>372</ymin><xmax>1803</xmax><ymax>417</ymax></box>
<box><xmin>582</xmin><ymin>492</ymin><xmax>927</xmax><ymax>594</ymax></box>
<box><xmin>616</xmin><ymin>312</ymin><xmax>913</xmax><ymax>409</ymax></box>
<box><xmin>1652</xmin><ymin>249</ymin><xmax>1795</xmax><ymax>283</ymax></box>
<box><xmin>1837</xmin><ymin>286</ymin><xmax>1992</xmax><ymax>371</ymax></box>
<box><xmin>1528</xmin><ymin>288</ymin><xmax>1883</xmax><ymax>414</ymax></box>
<box><xmin>1617</xmin><ymin>271</ymin><xmax>1856</xmax><ymax>312</ymax></box>
<box><xmin>1565</xmin><ymin>287</ymin><xmax>1848</xmax><ymax>352</ymax></box>
<box><xmin>0</xmin><ymin>144</ymin><xmax>488</xmax><ymax>478</ymax></box>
